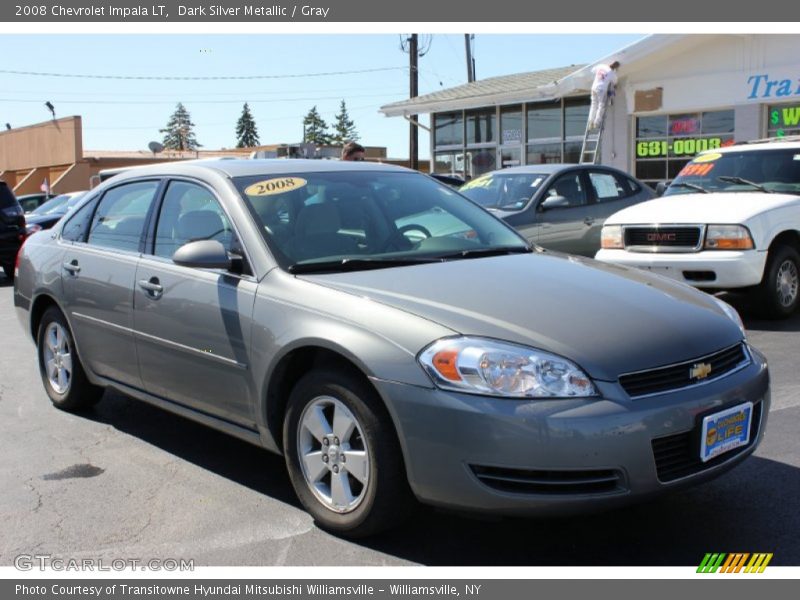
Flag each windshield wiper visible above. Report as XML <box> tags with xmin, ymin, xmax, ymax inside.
<box><xmin>669</xmin><ymin>182</ymin><xmax>709</xmax><ymax>194</ymax></box>
<box><xmin>436</xmin><ymin>246</ymin><xmax>533</xmax><ymax>260</ymax></box>
<box><xmin>717</xmin><ymin>176</ymin><xmax>773</xmax><ymax>193</ymax></box>
<box><xmin>288</xmin><ymin>256</ymin><xmax>441</xmax><ymax>274</ymax></box>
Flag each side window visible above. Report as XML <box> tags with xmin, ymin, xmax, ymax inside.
<box><xmin>87</xmin><ymin>181</ymin><xmax>159</xmax><ymax>251</ymax></box>
<box><xmin>544</xmin><ymin>173</ymin><xmax>587</xmax><ymax>207</ymax></box>
<box><xmin>588</xmin><ymin>171</ymin><xmax>628</xmax><ymax>203</ymax></box>
<box><xmin>61</xmin><ymin>197</ymin><xmax>97</xmax><ymax>242</ymax></box>
<box><xmin>154</xmin><ymin>181</ymin><xmax>235</xmax><ymax>259</ymax></box>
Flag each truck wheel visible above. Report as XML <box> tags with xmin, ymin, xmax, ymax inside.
<box><xmin>757</xmin><ymin>245</ymin><xmax>800</xmax><ymax>319</ymax></box>
<box><xmin>37</xmin><ymin>307</ymin><xmax>103</xmax><ymax>411</ymax></box>
<box><xmin>283</xmin><ymin>368</ymin><xmax>415</xmax><ymax>537</ymax></box>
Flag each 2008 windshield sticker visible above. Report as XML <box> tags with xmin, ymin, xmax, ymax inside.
<box><xmin>245</xmin><ymin>177</ymin><xmax>307</xmax><ymax>196</ymax></box>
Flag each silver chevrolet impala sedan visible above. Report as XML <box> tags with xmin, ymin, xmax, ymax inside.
<box><xmin>14</xmin><ymin>160</ymin><xmax>770</xmax><ymax>537</ymax></box>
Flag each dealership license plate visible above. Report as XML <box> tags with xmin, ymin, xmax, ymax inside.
<box><xmin>700</xmin><ymin>402</ymin><xmax>753</xmax><ymax>463</ymax></box>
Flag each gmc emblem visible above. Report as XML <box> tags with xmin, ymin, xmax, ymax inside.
<box><xmin>646</xmin><ymin>232</ymin><xmax>677</xmax><ymax>242</ymax></box>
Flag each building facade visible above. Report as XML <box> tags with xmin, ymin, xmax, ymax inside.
<box><xmin>381</xmin><ymin>34</ymin><xmax>800</xmax><ymax>188</ymax></box>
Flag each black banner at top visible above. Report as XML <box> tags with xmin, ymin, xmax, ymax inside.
<box><xmin>0</xmin><ymin>0</ymin><xmax>794</xmax><ymax>22</ymax></box>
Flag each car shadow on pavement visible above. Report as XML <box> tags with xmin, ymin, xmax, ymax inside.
<box><xmin>721</xmin><ymin>292</ymin><xmax>800</xmax><ymax>332</ymax></box>
<box><xmin>83</xmin><ymin>390</ymin><xmax>302</xmax><ymax>509</ymax></box>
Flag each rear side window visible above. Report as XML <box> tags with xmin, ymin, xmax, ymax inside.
<box><xmin>61</xmin><ymin>198</ymin><xmax>97</xmax><ymax>242</ymax></box>
<box><xmin>87</xmin><ymin>181</ymin><xmax>159</xmax><ymax>252</ymax></box>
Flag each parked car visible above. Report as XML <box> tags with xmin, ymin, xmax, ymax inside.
<box><xmin>596</xmin><ymin>139</ymin><xmax>800</xmax><ymax>318</ymax></box>
<box><xmin>24</xmin><ymin>191</ymin><xmax>87</xmax><ymax>235</ymax></box>
<box><xmin>16</xmin><ymin>192</ymin><xmax>55</xmax><ymax>213</ymax></box>
<box><xmin>459</xmin><ymin>164</ymin><xmax>655</xmax><ymax>256</ymax></box>
<box><xmin>1</xmin><ymin>181</ymin><xmax>25</xmax><ymax>280</ymax></box>
<box><xmin>15</xmin><ymin>159</ymin><xmax>769</xmax><ymax>537</ymax></box>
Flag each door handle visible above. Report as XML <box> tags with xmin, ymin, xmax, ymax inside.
<box><xmin>138</xmin><ymin>278</ymin><xmax>163</xmax><ymax>298</ymax></box>
<box><xmin>583</xmin><ymin>217</ymin><xmax>595</xmax><ymax>226</ymax></box>
<box><xmin>62</xmin><ymin>261</ymin><xmax>80</xmax><ymax>274</ymax></box>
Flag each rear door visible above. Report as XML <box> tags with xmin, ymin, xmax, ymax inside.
<box><xmin>585</xmin><ymin>169</ymin><xmax>652</xmax><ymax>251</ymax></box>
<box><xmin>61</xmin><ymin>180</ymin><xmax>161</xmax><ymax>389</ymax></box>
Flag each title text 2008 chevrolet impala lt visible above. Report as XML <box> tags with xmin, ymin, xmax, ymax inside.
<box><xmin>14</xmin><ymin>160</ymin><xmax>769</xmax><ymax>536</ymax></box>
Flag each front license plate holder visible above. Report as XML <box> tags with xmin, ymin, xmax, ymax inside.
<box><xmin>700</xmin><ymin>401</ymin><xmax>753</xmax><ymax>463</ymax></box>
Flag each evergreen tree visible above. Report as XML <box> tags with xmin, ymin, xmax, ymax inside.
<box><xmin>302</xmin><ymin>106</ymin><xmax>331</xmax><ymax>145</ymax></box>
<box><xmin>235</xmin><ymin>103</ymin><xmax>260</xmax><ymax>148</ymax></box>
<box><xmin>160</xmin><ymin>103</ymin><xmax>201</xmax><ymax>151</ymax></box>
<box><xmin>331</xmin><ymin>100</ymin><xmax>359</xmax><ymax>145</ymax></box>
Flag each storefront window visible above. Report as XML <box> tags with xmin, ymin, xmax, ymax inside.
<box><xmin>564</xmin><ymin>98</ymin><xmax>591</xmax><ymax>138</ymax></box>
<box><xmin>433</xmin><ymin>151</ymin><xmax>458</xmax><ymax>175</ymax></box>
<box><xmin>527</xmin><ymin>103</ymin><xmax>561</xmax><ymax>140</ymax></box>
<box><xmin>767</xmin><ymin>103</ymin><xmax>800</xmax><ymax>138</ymax></box>
<box><xmin>500</xmin><ymin>147</ymin><xmax>522</xmax><ymax>168</ymax></box>
<box><xmin>527</xmin><ymin>142</ymin><xmax>561</xmax><ymax>164</ymax></box>
<box><xmin>466</xmin><ymin>149</ymin><xmax>497</xmax><ymax>178</ymax></box>
<box><xmin>634</xmin><ymin>109</ymin><xmax>735</xmax><ymax>187</ymax></box>
<box><xmin>563</xmin><ymin>141</ymin><xmax>583</xmax><ymax>164</ymax></box>
<box><xmin>466</xmin><ymin>109</ymin><xmax>496</xmax><ymax>144</ymax></box>
<box><xmin>434</xmin><ymin>112</ymin><xmax>463</xmax><ymax>147</ymax></box>
<box><xmin>501</xmin><ymin>106</ymin><xmax>524</xmax><ymax>144</ymax></box>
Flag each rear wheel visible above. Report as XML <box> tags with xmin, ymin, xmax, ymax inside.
<box><xmin>37</xmin><ymin>307</ymin><xmax>103</xmax><ymax>411</ymax></box>
<box><xmin>283</xmin><ymin>368</ymin><xmax>415</xmax><ymax>537</ymax></box>
<box><xmin>756</xmin><ymin>245</ymin><xmax>800</xmax><ymax>319</ymax></box>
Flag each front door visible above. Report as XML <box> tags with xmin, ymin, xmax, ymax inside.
<box><xmin>535</xmin><ymin>171</ymin><xmax>594</xmax><ymax>255</ymax></box>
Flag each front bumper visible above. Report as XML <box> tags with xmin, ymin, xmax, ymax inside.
<box><xmin>373</xmin><ymin>348</ymin><xmax>769</xmax><ymax>515</ymax></box>
<box><xmin>594</xmin><ymin>248</ymin><xmax>767</xmax><ymax>289</ymax></box>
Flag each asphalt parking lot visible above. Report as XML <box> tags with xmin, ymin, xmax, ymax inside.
<box><xmin>1</xmin><ymin>273</ymin><xmax>798</xmax><ymax>567</ymax></box>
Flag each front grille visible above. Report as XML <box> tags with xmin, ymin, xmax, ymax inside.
<box><xmin>470</xmin><ymin>465</ymin><xmax>624</xmax><ymax>495</ymax></box>
<box><xmin>624</xmin><ymin>226</ymin><xmax>702</xmax><ymax>250</ymax></box>
<box><xmin>619</xmin><ymin>343</ymin><xmax>749</xmax><ymax>398</ymax></box>
<box><xmin>652</xmin><ymin>401</ymin><xmax>762</xmax><ymax>483</ymax></box>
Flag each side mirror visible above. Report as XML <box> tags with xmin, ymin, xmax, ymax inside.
<box><xmin>540</xmin><ymin>195</ymin><xmax>569</xmax><ymax>211</ymax></box>
<box><xmin>655</xmin><ymin>181</ymin><xmax>669</xmax><ymax>197</ymax></box>
<box><xmin>172</xmin><ymin>240</ymin><xmax>232</xmax><ymax>270</ymax></box>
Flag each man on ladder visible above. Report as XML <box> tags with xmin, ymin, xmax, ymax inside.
<box><xmin>580</xmin><ymin>60</ymin><xmax>620</xmax><ymax>164</ymax></box>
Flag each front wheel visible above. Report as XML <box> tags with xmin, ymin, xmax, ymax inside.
<box><xmin>283</xmin><ymin>369</ymin><xmax>415</xmax><ymax>537</ymax></box>
<box><xmin>37</xmin><ymin>307</ymin><xmax>103</xmax><ymax>411</ymax></box>
<box><xmin>756</xmin><ymin>245</ymin><xmax>800</xmax><ymax>319</ymax></box>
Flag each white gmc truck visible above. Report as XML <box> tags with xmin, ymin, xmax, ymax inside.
<box><xmin>596</xmin><ymin>139</ymin><xmax>800</xmax><ymax>318</ymax></box>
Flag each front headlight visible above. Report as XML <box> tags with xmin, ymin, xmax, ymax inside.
<box><xmin>600</xmin><ymin>225</ymin><xmax>623</xmax><ymax>249</ymax></box>
<box><xmin>418</xmin><ymin>337</ymin><xmax>597</xmax><ymax>398</ymax></box>
<box><xmin>704</xmin><ymin>225</ymin><xmax>754</xmax><ymax>250</ymax></box>
<box><xmin>713</xmin><ymin>296</ymin><xmax>747</xmax><ymax>339</ymax></box>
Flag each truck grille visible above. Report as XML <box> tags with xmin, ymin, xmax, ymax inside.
<box><xmin>470</xmin><ymin>465</ymin><xmax>625</xmax><ymax>495</ymax></box>
<box><xmin>651</xmin><ymin>401</ymin><xmax>762</xmax><ymax>482</ymax></box>
<box><xmin>624</xmin><ymin>226</ymin><xmax>702</xmax><ymax>250</ymax></box>
<box><xmin>619</xmin><ymin>343</ymin><xmax>749</xmax><ymax>398</ymax></box>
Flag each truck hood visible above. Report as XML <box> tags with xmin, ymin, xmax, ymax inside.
<box><xmin>301</xmin><ymin>252</ymin><xmax>743</xmax><ymax>382</ymax></box>
<box><xmin>604</xmin><ymin>192</ymin><xmax>800</xmax><ymax>225</ymax></box>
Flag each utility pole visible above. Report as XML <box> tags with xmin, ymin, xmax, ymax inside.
<box><xmin>409</xmin><ymin>34</ymin><xmax>419</xmax><ymax>170</ymax></box>
<box><xmin>465</xmin><ymin>34</ymin><xmax>475</xmax><ymax>83</ymax></box>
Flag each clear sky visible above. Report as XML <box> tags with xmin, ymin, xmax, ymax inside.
<box><xmin>0</xmin><ymin>34</ymin><xmax>643</xmax><ymax>158</ymax></box>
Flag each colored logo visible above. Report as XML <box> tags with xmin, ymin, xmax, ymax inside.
<box><xmin>690</xmin><ymin>362</ymin><xmax>712</xmax><ymax>380</ymax></box>
<box><xmin>697</xmin><ymin>553</ymin><xmax>773</xmax><ymax>573</ymax></box>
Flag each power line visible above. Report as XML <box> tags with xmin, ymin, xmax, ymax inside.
<box><xmin>0</xmin><ymin>66</ymin><xmax>407</xmax><ymax>81</ymax></box>
<box><xmin>0</xmin><ymin>92</ymin><xmax>406</xmax><ymax>106</ymax></box>
<box><xmin>0</xmin><ymin>84</ymin><xmax>408</xmax><ymax>98</ymax></box>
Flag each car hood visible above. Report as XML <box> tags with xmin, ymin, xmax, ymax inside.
<box><xmin>300</xmin><ymin>253</ymin><xmax>743</xmax><ymax>381</ymax></box>
<box><xmin>604</xmin><ymin>192</ymin><xmax>800</xmax><ymax>225</ymax></box>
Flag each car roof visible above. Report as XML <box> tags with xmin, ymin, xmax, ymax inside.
<box><xmin>106</xmin><ymin>158</ymin><xmax>413</xmax><ymax>181</ymax></box>
<box><xmin>711</xmin><ymin>139</ymin><xmax>800</xmax><ymax>153</ymax></box>
<box><xmin>480</xmin><ymin>163</ymin><xmax>619</xmax><ymax>175</ymax></box>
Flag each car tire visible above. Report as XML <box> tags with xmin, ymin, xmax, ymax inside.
<box><xmin>2</xmin><ymin>263</ymin><xmax>13</xmax><ymax>280</ymax></box>
<box><xmin>36</xmin><ymin>307</ymin><xmax>103</xmax><ymax>411</ymax></box>
<box><xmin>756</xmin><ymin>244</ymin><xmax>800</xmax><ymax>319</ymax></box>
<box><xmin>283</xmin><ymin>368</ymin><xmax>415</xmax><ymax>537</ymax></box>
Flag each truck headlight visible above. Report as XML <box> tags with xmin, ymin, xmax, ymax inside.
<box><xmin>704</xmin><ymin>225</ymin><xmax>754</xmax><ymax>250</ymax></box>
<box><xmin>418</xmin><ymin>337</ymin><xmax>597</xmax><ymax>398</ymax></box>
<box><xmin>600</xmin><ymin>225</ymin><xmax>623</xmax><ymax>249</ymax></box>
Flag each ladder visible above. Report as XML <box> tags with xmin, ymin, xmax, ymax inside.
<box><xmin>579</xmin><ymin>88</ymin><xmax>613</xmax><ymax>164</ymax></box>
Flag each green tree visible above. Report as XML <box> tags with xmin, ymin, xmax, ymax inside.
<box><xmin>235</xmin><ymin>103</ymin><xmax>260</xmax><ymax>148</ymax></box>
<box><xmin>160</xmin><ymin>103</ymin><xmax>201</xmax><ymax>151</ymax></box>
<box><xmin>331</xmin><ymin>100</ymin><xmax>359</xmax><ymax>145</ymax></box>
<box><xmin>302</xmin><ymin>105</ymin><xmax>331</xmax><ymax>145</ymax></box>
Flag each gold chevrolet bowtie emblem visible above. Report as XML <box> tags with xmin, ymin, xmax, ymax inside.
<box><xmin>690</xmin><ymin>362</ymin><xmax>712</xmax><ymax>380</ymax></box>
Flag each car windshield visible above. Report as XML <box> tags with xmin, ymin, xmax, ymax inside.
<box><xmin>664</xmin><ymin>148</ymin><xmax>800</xmax><ymax>196</ymax></box>
<box><xmin>234</xmin><ymin>171</ymin><xmax>528</xmax><ymax>272</ymax></box>
<box><xmin>29</xmin><ymin>194</ymin><xmax>72</xmax><ymax>215</ymax></box>
<box><xmin>459</xmin><ymin>172</ymin><xmax>549</xmax><ymax>210</ymax></box>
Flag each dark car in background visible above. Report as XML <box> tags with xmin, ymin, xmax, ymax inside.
<box><xmin>430</xmin><ymin>173</ymin><xmax>466</xmax><ymax>189</ymax></box>
<box><xmin>24</xmin><ymin>191</ymin><xmax>87</xmax><ymax>235</ymax></box>
<box><xmin>459</xmin><ymin>164</ymin><xmax>655</xmax><ymax>256</ymax></box>
<box><xmin>16</xmin><ymin>192</ymin><xmax>55</xmax><ymax>214</ymax></box>
<box><xmin>1</xmin><ymin>181</ymin><xmax>25</xmax><ymax>280</ymax></box>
